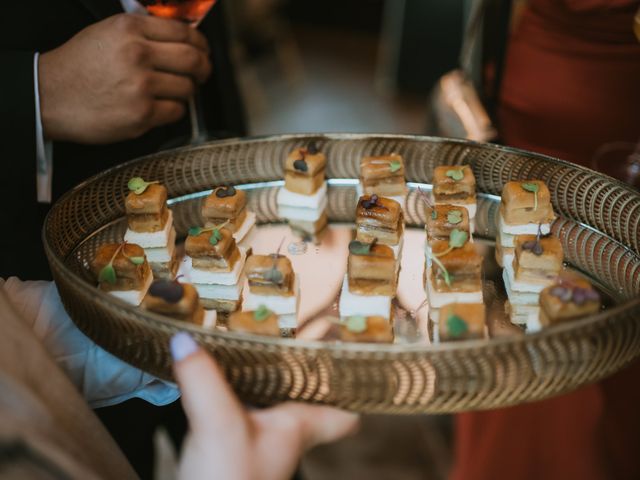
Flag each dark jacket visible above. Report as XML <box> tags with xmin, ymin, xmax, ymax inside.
<box><xmin>0</xmin><ymin>0</ymin><xmax>246</xmax><ymax>280</ymax></box>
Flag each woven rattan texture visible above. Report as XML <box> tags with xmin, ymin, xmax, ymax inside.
<box><xmin>44</xmin><ymin>134</ymin><xmax>640</xmax><ymax>413</ymax></box>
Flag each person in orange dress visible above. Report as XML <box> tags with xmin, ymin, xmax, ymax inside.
<box><xmin>452</xmin><ymin>1</ymin><xmax>640</xmax><ymax>479</ymax></box>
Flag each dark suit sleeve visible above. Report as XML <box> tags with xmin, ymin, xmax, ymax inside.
<box><xmin>0</xmin><ymin>51</ymin><xmax>45</xmax><ymax>279</ymax></box>
<box><xmin>0</xmin><ymin>51</ymin><xmax>36</xmax><ymax>200</ymax></box>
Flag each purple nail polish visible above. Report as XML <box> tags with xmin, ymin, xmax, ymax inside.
<box><xmin>170</xmin><ymin>332</ymin><xmax>198</xmax><ymax>362</ymax></box>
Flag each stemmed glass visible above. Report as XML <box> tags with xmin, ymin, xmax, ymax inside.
<box><xmin>132</xmin><ymin>0</ymin><xmax>217</xmax><ymax>144</ymax></box>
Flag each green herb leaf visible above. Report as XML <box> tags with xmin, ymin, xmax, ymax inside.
<box><xmin>99</xmin><ymin>264</ymin><xmax>117</xmax><ymax>285</ymax></box>
<box><xmin>349</xmin><ymin>240</ymin><xmax>373</xmax><ymax>255</ymax></box>
<box><xmin>447</xmin><ymin>210</ymin><xmax>463</xmax><ymax>225</ymax></box>
<box><xmin>449</xmin><ymin>229</ymin><xmax>468</xmax><ymax>248</ymax></box>
<box><xmin>98</xmin><ymin>243</ymin><xmax>126</xmax><ymax>286</ymax></box>
<box><xmin>431</xmin><ymin>209</ymin><xmax>437</xmax><ymax>220</ymax></box>
<box><xmin>446</xmin><ymin>169</ymin><xmax>464</xmax><ymax>181</ymax></box>
<box><xmin>129</xmin><ymin>256</ymin><xmax>145</xmax><ymax>265</ymax></box>
<box><xmin>389</xmin><ymin>161</ymin><xmax>402</xmax><ymax>173</ymax></box>
<box><xmin>128</xmin><ymin>177</ymin><xmax>146</xmax><ymax>193</ymax></box>
<box><xmin>447</xmin><ymin>314</ymin><xmax>468</xmax><ymax>338</ymax></box>
<box><xmin>188</xmin><ymin>226</ymin><xmax>202</xmax><ymax>236</ymax></box>
<box><xmin>431</xmin><ymin>255</ymin><xmax>452</xmax><ymax>287</ymax></box>
<box><xmin>521</xmin><ymin>182</ymin><xmax>539</xmax><ymax>210</ymax></box>
<box><xmin>345</xmin><ymin>315</ymin><xmax>368</xmax><ymax>333</ymax></box>
<box><xmin>253</xmin><ymin>305</ymin><xmax>272</xmax><ymax>322</ymax></box>
<box><xmin>127</xmin><ymin>177</ymin><xmax>158</xmax><ymax>195</ymax></box>
<box><xmin>209</xmin><ymin>228</ymin><xmax>222</xmax><ymax>245</ymax></box>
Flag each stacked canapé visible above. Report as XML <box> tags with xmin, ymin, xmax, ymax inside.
<box><xmin>498</xmin><ymin>181</ymin><xmax>561</xmax><ymax>330</ymax></box>
<box><xmin>431</xmin><ymin>166</ymin><xmax>477</xmax><ymax>225</ymax></box>
<box><xmin>124</xmin><ymin>178</ymin><xmax>178</xmax><ymax>278</ymax></box>
<box><xmin>202</xmin><ymin>185</ymin><xmax>256</xmax><ymax>247</ymax></box>
<box><xmin>277</xmin><ymin>142</ymin><xmax>328</xmax><ymax>237</ymax></box>
<box><xmin>338</xmin><ymin>194</ymin><xmax>403</xmax><ymax>334</ymax></box>
<box><xmin>182</xmin><ymin>223</ymin><xmax>246</xmax><ymax>313</ymax></box>
<box><xmin>496</xmin><ymin>181</ymin><xmax>555</xmax><ymax>267</ymax></box>
<box><xmin>503</xmin><ymin>232</ymin><xmax>563</xmax><ymax>330</ymax></box>
<box><xmin>538</xmin><ymin>273</ymin><xmax>601</xmax><ymax>327</ymax></box>
<box><xmin>92</xmin><ymin>242</ymin><xmax>153</xmax><ymax>306</ymax></box>
<box><xmin>424</xmin><ymin>166</ymin><xmax>485</xmax><ymax>342</ymax></box>
<box><xmin>142</xmin><ymin>278</ymin><xmax>217</xmax><ymax>328</ymax></box>
<box><xmin>242</xmin><ymin>252</ymin><xmax>300</xmax><ymax>330</ymax></box>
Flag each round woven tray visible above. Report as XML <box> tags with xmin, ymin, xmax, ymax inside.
<box><xmin>44</xmin><ymin>134</ymin><xmax>640</xmax><ymax>414</ymax></box>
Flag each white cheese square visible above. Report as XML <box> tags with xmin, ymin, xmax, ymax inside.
<box><xmin>108</xmin><ymin>270</ymin><xmax>153</xmax><ymax>306</ymax></box>
<box><xmin>195</xmin><ymin>279</ymin><xmax>244</xmax><ymax>301</ymax></box>
<box><xmin>145</xmin><ymin>227</ymin><xmax>176</xmax><ymax>263</ymax></box>
<box><xmin>499</xmin><ymin>226</ymin><xmax>516</xmax><ymax>248</ymax></box>
<box><xmin>499</xmin><ymin>212</ymin><xmax>552</xmax><ymax>236</ymax></box>
<box><xmin>234</xmin><ymin>210</ymin><xmax>256</xmax><ymax>243</ymax></box>
<box><xmin>338</xmin><ymin>275</ymin><xmax>392</xmax><ymax>319</ymax></box>
<box><xmin>202</xmin><ymin>309</ymin><xmax>217</xmax><ymax>329</ymax></box>
<box><xmin>508</xmin><ymin>304</ymin><xmax>541</xmax><ymax>331</ymax></box>
<box><xmin>182</xmin><ymin>249</ymin><xmax>246</xmax><ymax>286</ymax></box>
<box><xmin>242</xmin><ymin>277</ymin><xmax>300</xmax><ymax>328</ymax></box>
<box><xmin>276</xmin><ymin>313</ymin><xmax>297</xmax><ymax>329</ymax></box>
<box><xmin>278</xmin><ymin>199</ymin><xmax>327</xmax><ymax>221</ymax></box>
<box><xmin>277</xmin><ymin>183</ymin><xmax>327</xmax><ymax>209</ymax></box>
<box><xmin>124</xmin><ymin>209</ymin><xmax>174</xmax><ymax>248</ymax></box>
<box><xmin>502</xmin><ymin>268</ymin><xmax>540</xmax><ymax>305</ymax></box>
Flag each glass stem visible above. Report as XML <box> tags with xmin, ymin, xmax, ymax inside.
<box><xmin>189</xmin><ymin>94</ymin><xmax>204</xmax><ymax>144</ymax></box>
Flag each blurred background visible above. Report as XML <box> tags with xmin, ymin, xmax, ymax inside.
<box><xmin>226</xmin><ymin>0</ymin><xmax>464</xmax><ymax>137</ymax></box>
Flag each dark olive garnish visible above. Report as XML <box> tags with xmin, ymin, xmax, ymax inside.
<box><xmin>293</xmin><ymin>159</ymin><xmax>308</xmax><ymax>172</ymax></box>
<box><xmin>215</xmin><ymin>186</ymin><xmax>237</xmax><ymax>198</ymax></box>
<box><xmin>149</xmin><ymin>279</ymin><xmax>184</xmax><ymax>304</ymax></box>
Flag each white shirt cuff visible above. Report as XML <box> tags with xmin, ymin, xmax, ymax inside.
<box><xmin>1</xmin><ymin>277</ymin><xmax>180</xmax><ymax>408</ymax></box>
<box><xmin>34</xmin><ymin>52</ymin><xmax>53</xmax><ymax>204</ymax></box>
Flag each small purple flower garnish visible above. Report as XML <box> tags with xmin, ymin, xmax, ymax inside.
<box><xmin>362</xmin><ymin>194</ymin><xmax>385</xmax><ymax>210</ymax></box>
<box><xmin>572</xmin><ymin>288</ymin><xmax>587</xmax><ymax>305</ymax></box>
<box><xmin>522</xmin><ymin>240</ymin><xmax>544</xmax><ymax>256</ymax></box>
<box><xmin>550</xmin><ymin>284</ymin><xmax>600</xmax><ymax>305</ymax></box>
<box><xmin>522</xmin><ymin>223</ymin><xmax>544</xmax><ymax>256</ymax></box>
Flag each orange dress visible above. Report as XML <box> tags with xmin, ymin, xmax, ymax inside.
<box><xmin>452</xmin><ymin>2</ymin><xmax>640</xmax><ymax>479</ymax></box>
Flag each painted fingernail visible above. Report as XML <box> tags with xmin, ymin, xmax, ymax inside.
<box><xmin>170</xmin><ymin>332</ymin><xmax>198</xmax><ymax>362</ymax></box>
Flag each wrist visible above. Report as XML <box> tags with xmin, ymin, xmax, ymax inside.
<box><xmin>38</xmin><ymin>49</ymin><xmax>68</xmax><ymax>142</ymax></box>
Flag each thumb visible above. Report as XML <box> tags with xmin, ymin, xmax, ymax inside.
<box><xmin>170</xmin><ymin>332</ymin><xmax>246</xmax><ymax>435</ymax></box>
